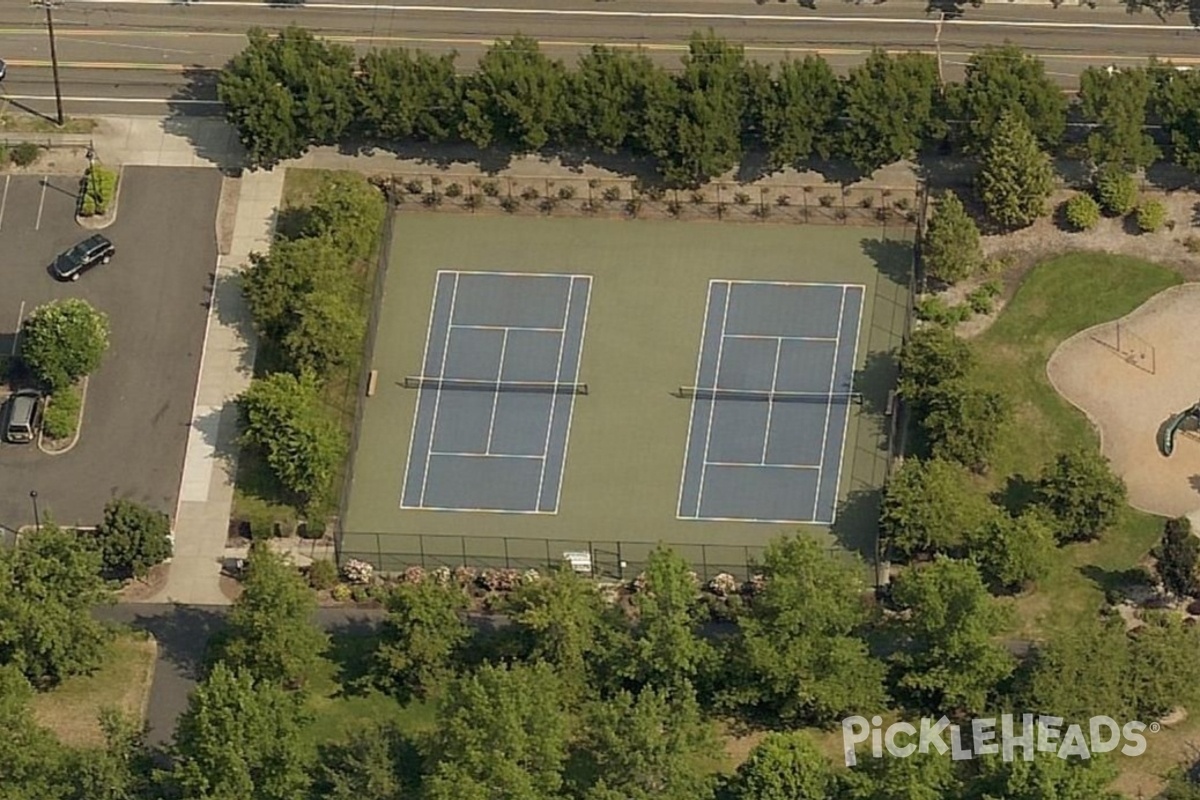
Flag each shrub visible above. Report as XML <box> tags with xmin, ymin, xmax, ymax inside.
<box><xmin>96</xmin><ymin>499</ymin><xmax>172</xmax><ymax>580</ymax></box>
<box><xmin>818</xmin><ymin>194</ymin><xmax>836</xmax><ymax>207</ymax></box>
<box><xmin>733</xmin><ymin>191</ymin><xmax>751</xmax><ymax>206</ymax></box>
<box><xmin>1136</xmin><ymin>199</ymin><xmax>1167</xmax><ymax>233</ymax></box>
<box><xmin>464</xmin><ymin>194</ymin><xmax>483</xmax><ymax>210</ymax></box>
<box><xmin>1184</xmin><ymin>234</ymin><xmax>1200</xmax><ymax>254</ymax></box>
<box><xmin>775</xmin><ymin>194</ymin><xmax>791</xmax><ymax>207</ymax></box>
<box><xmin>342</xmin><ymin>558</ymin><xmax>374</xmax><ymax>585</ymax></box>
<box><xmin>404</xmin><ymin>179</ymin><xmax>424</xmax><ymax>195</ymax></box>
<box><xmin>520</xmin><ymin>185</ymin><xmax>539</xmax><ymax>201</ymax></box>
<box><xmin>859</xmin><ymin>195</ymin><xmax>875</xmax><ymax>208</ymax></box>
<box><xmin>79</xmin><ymin>165</ymin><xmax>118</xmax><ymax>217</ymax></box>
<box><xmin>666</xmin><ymin>199</ymin><xmax>684</xmax><ymax>217</ymax></box>
<box><xmin>331</xmin><ymin>584</ymin><xmax>351</xmax><ymax>602</ymax></box>
<box><xmin>42</xmin><ymin>385</ymin><xmax>82</xmax><ymax>440</ymax></box>
<box><xmin>481</xmin><ymin>180</ymin><xmax>500</xmax><ymax>197</ymax></box>
<box><xmin>538</xmin><ymin>197</ymin><xmax>558</xmax><ymax>214</ymax></box>
<box><xmin>966</xmin><ymin>280</ymin><xmax>1002</xmax><ymax>315</ymax></box>
<box><xmin>307</xmin><ymin>559</ymin><xmax>339</xmax><ymax>590</ymax></box>
<box><xmin>20</xmin><ymin>299</ymin><xmax>110</xmax><ymax>392</ymax></box>
<box><xmin>10</xmin><ymin>142</ymin><xmax>40</xmax><ymax>167</ymax></box>
<box><xmin>602</xmin><ymin>185</ymin><xmax>622</xmax><ymax>202</ymax></box>
<box><xmin>1095</xmin><ymin>166</ymin><xmax>1138</xmax><ymax>216</ymax></box>
<box><xmin>915</xmin><ymin>296</ymin><xmax>970</xmax><ymax>327</ymax></box>
<box><xmin>557</xmin><ymin>185</ymin><xmax>575</xmax><ymax>200</ymax></box>
<box><xmin>1063</xmin><ymin>193</ymin><xmax>1101</xmax><ymax>231</ymax></box>
<box><xmin>422</xmin><ymin>191</ymin><xmax>442</xmax><ymax>207</ymax></box>
<box><xmin>499</xmin><ymin>196</ymin><xmax>519</xmax><ymax>213</ymax></box>
<box><xmin>690</xmin><ymin>191</ymin><xmax>705</xmax><ymax>205</ymax></box>
<box><xmin>444</xmin><ymin>182</ymin><xmax>462</xmax><ymax>198</ymax></box>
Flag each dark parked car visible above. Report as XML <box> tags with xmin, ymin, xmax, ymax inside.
<box><xmin>53</xmin><ymin>234</ymin><xmax>115</xmax><ymax>281</ymax></box>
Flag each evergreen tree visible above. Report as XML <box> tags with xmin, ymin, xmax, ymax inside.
<box><xmin>1154</xmin><ymin>516</ymin><xmax>1200</xmax><ymax>598</ymax></box>
<box><xmin>1079</xmin><ymin>66</ymin><xmax>1159</xmax><ymax>170</ymax></box>
<box><xmin>922</xmin><ymin>191</ymin><xmax>983</xmax><ymax>285</ymax></box>
<box><xmin>753</xmin><ymin>56</ymin><xmax>841</xmax><ymax>169</ymax></box>
<box><xmin>976</xmin><ymin>110</ymin><xmax>1055</xmax><ymax>230</ymax></box>
<box><xmin>461</xmin><ymin>36</ymin><xmax>569</xmax><ymax>151</ymax></box>
<box><xmin>950</xmin><ymin>45</ymin><xmax>1067</xmax><ymax>149</ymax></box>
<box><xmin>355</xmin><ymin>48</ymin><xmax>462</xmax><ymax>142</ymax></box>
<box><xmin>840</xmin><ymin>50</ymin><xmax>943</xmax><ymax>174</ymax></box>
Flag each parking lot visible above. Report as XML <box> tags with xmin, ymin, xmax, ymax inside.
<box><xmin>0</xmin><ymin>167</ymin><xmax>221</xmax><ymax>531</ymax></box>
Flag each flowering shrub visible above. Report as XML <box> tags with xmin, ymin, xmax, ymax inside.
<box><xmin>453</xmin><ymin>565</ymin><xmax>478</xmax><ymax>587</ymax></box>
<box><xmin>707</xmin><ymin>572</ymin><xmax>739</xmax><ymax>597</ymax></box>
<box><xmin>341</xmin><ymin>558</ymin><xmax>374</xmax><ymax>585</ymax></box>
<box><xmin>331</xmin><ymin>584</ymin><xmax>352</xmax><ymax>602</ymax></box>
<box><xmin>745</xmin><ymin>573</ymin><xmax>767</xmax><ymax>596</ymax></box>
<box><xmin>478</xmin><ymin>568</ymin><xmax>521</xmax><ymax>592</ymax></box>
<box><xmin>520</xmin><ymin>568</ymin><xmax>542</xmax><ymax>585</ymax></box>
<box><xmin>401</xmin><ymin>565</ymin><xmax>426</xmax><ymax>584</ymax></box>
<box><xmin>431</xmin><ymin>566</ymin><xmax>452</xmax><ymax>586</ymax></box>
<box><xmin>631</xmin><ymin>572</ymin><xmax>649</xmax><ymax>593</ymax></box>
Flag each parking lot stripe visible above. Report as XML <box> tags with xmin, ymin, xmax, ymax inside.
<box><xmin>12</xmin><ymin>301</ymin><xmax>25</xmax><ymax>356</ymax></box>
<box><xmin>0</xmin><ymin>175</ymin><xmax>10</xmax><ymax>231</ymax></box>
<box><xmin>35</xmin><ymin>178</ymin><xmax>47</xmax><ymax>231</ymax></box>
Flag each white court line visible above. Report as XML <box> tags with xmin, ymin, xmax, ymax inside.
<box><xmin>69</xmin><ymin>1</ymin><xmax>1200</xmax><ymax>32</ymax></box>
<box><xmin>703</xmin><ymin>460</ymin><xmax>819</xmax><ymax>470</ymax></box>
<box><xmin>682</xmin><ymin>512</ymin><xmax>832</xmax><ymax>525</ymax></box>
<box><xmin>725</xmin><ymin>279</ymin><xmax>868</xmax><ymax>289</ymax></box>
<box><xmin>429</xmin><ymin>450</ymin><xmax>543</xmax><ymax>460</ymax></box>
<box><xmin>760</xmin><ymin>338</ymin><xmax>784</xmax><ymax>465</ymax></box>
<box><xmin>449</xmin><ymin>268</ymin><xmax>589</xmax><ymax>279</ymax></box>
<box><xmin>483</xmin><ymin>328</ymin><xmax>510</xmax><ymax>456</ymax></box>
<box><xmin>694</xmin><ymin>281</ymin><xmax>733</xmax><ymax>520</ymax></box>
<box><xmin>726</xmin><ymin>333</ymin><xmax>838</xmax><ymax>343</ymax></box>
<box><xmin>677</xmin><ymin>279</ymin><xmax>720</xmax><ymax>519</ymax></box>
<box><xmin>11</xmin><ymin>300</ymin><xmax>25</xmax><ymax>356</ymax></box>
<box><xmin>34</xmin><ymin>178</ymin><xmax>47</xmax><ymax>231</ymax></box>
<box><xmin>535</xmin><ymin>276</ymin><xmax>576</xmax><ymax>509</ymax></box>
<box><xmin>826</xmin><ymin>286</ymin><xmax>867</xmax><ymax>526</ymax></box>
<box><xmin>414</xmin><ymin>502</ymin><xmax>553</xmax><ymax>515</ymax></box>
<box><xmin>0</xmin><ymin>175</ymin><xmax>10</xmax><ymax>231</ymax></box>
<box><xmin>399</xmin><ymin>272</ymin><xmax>448</xmax><ymax>509</ymax></box>
<box><xmin>417</xmin><ymin>272</ymin><xmax>461</xmax><ymax>507</ymax></box>
<box><xmin>811</xmin><ymin>286</ymin><xmax>848</xmax><ymax>521</ymax></box>
<box><xmin>451</xmin><ymin>322</ymin><xmax>565</xmax><ymax>333</ymax></box>
<box><xmin>552</xmin><ymin>276</ymin><xmax>593</xmax><ymax>514</ymax></box>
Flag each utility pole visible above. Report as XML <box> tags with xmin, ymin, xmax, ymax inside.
<box><xmin>30</xmin><ymin>0</ymin><xmax>64</xmax><ymax>126</ymax></box>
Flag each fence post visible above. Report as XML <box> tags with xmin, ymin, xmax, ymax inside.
<box><xmin>617</xmin><ymin>541</ymin><xmax>624</xmax><ymax>581</ymax></box>
<box><xmin>702</xmin><ymin>545</ymin><xmax>709</xmax><ymax>579</ymax></box>
<box><xmin>545</xmin><ymin>538</ymin><xmax>552</xmax><ymax>572</ymax></box>
<box><xmin>419</xmin><ymin>534</ymin><xmax>426</xmax><ymax>570</ymax></box>
<box><xmin>504</xmin><ymin>537</ymin><xmax>510</xmax><ymax>570</ymax></box>
<box><xmin>460</xmin><ymin>536</ymin><xmax>467</xmax><ymax>568</ymax></box>
<box><xmin>802</xmin><ymin>190</ymin><xmax>809</xmax><ymax>223</ymax></box>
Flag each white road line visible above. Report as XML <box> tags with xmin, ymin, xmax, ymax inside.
<box><xmin>760</xmin><ymin>338</ymin><xmax>783</xmax><ymax>465</ymax></box>
<box><xmin>65</xmin><ymin>0</ymin><xmax>1200</xmax><ymax>31</ymax></box>
<box><xmin>34</xmin><ymin>179</ymin><xmax>46</xmax><ymax>231</ymax></box>
<box><xmin>12</xmin><ymin>300</ymin><xmax>25</xmax><ymax>356</ymax></box>
<box><xmin>535</xmin><ymin>278</ymin><xmax>574</xmax><ymax>507</ymax></box>
<box><xmin>1</xmin><ymin>94</ymin><xmax>221</xmax><ymax>106</ymax></box>
<box><xmin>483</xmin><ymin>328</ymin><xmax>510</xmax><ymax>456</ymax></box>
<box><xmin>418</xmin><ymin>272</ymin><xmax>461</xmax><ymax>507</ymax></box>
<box><xmin>0</xmin><ymin>175</ymin><xmax>10</xmax><ymax>232</ymax></box>
<box><xmin>811</xmin><ymin>286</ymin><xmax>848</xmax><ymax>521</ymax></box>
<box><xmin>694</xmin><ymin>281</ymin><xmax>733</xmax><ymax>519</ymax></box>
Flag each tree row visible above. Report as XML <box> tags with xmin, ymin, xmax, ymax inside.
<box><xmin>218</xmin><ymin>27</ymin><xmax>1200</xmax><ymax>185</ymax></box>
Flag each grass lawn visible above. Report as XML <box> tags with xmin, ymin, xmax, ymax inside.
<box><xmin>0</xmin><ymin>111</ymin><xmax>97</xmax><ymax>135</ymax></box>
<box><xmin>29</xmin><ymin>633</ymin><xmax>157</xmax><ymax>748</ymax></box>
<box><xmin>968</xmin><ymin>253</ymin><xmax>1181</xmax><ymax>640</ymax></box>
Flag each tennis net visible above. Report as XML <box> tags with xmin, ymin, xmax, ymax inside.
<box><xmin>404</xmin><ymin>376</ymin><xmax>589</xmax><ymax>395</ymax></box>
<box><xmin>677</xmin><ymin>386</ymin><xmax>862</xmax><ymax>404</ymax></box>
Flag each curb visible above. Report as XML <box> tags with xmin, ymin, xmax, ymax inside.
<box><xmin>75</xmin><ymin>164</ymin><xmax>124</xmax><ymax>230</ymax></box>
<box><xmin>37</xmin><ymin>375</ymin><xmax>88</xmax><ymax>456</ymax></box>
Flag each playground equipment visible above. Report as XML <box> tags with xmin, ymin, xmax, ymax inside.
<box><xmin>1162</xmin><ymin>401</ymin><xmax>1200</xmax><ymax>456</ymax></box>
<box><xmin>1092</xmin><ymin>321</ymin><xmax>1157</xmax><ymax>375</ymax></box>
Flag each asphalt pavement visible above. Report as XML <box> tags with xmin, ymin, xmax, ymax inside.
<box><xmin>0</xmin><ymin>0</ymin><xmax>1197</xmax><ymax>116</ymax></box>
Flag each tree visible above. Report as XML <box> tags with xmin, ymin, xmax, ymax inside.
<box><xmin>967</xmin><ymin>509</ymin><xmax>1055</xmax><ymax>593</ymax></box>
<box><xmin>216</xmin><ymin>542</ymin><xmax>328</xmax><ymax>688</ymax></box>
<box><xmin>623</xmin><ymin>546</ymin><xmax>713</xmax><ymax>692</ymax></box>
<box><xmin>1018</xmin><ymin>615</ymin><xmax>1134</xmax><ymax>724</ymax></box>
<box><xmin>300</xmin><ymin>172</ymin><xmax>387</xmax><ymax>264</ymax></box>
<box><xmin>731</xmin><ymin>536</ymin><xmax>886</xmax><ymax>726</ymax></box>
<box><xmin>1095</xmin><ymin>164</ymin><xmax>1139</xmax><ymax>216</ymax></box>
<box><xmin>841</xmin><ymin>750</ymin><xmax>964</xmax><ymax>800</ymax></box>
<box><xmin>424</xmin><ymin>662</ymin><xmax>570</xmax><ymax>800</ymax></box>
<box><xmin>977</xmin><ymin>110</ymin><xmax>1055</xmax><ymax>230</ymax></box>
<box><xmin>919</xmin><ymin>379</ymin><xmax>1009</xmax><ymax>472</ymax></box>
<box><xmin>1034</xmin><ymin>449</ymin><xmax>1126</xmax><ymax>544</ymax></box>
<box><xmin>355</xmin><ymin>48</ymin><xmax>462</xmax><ymax>142</ymax></box>
<box><xmin>1154</xmin><ymin>516</ymin><xmax>1200</xmax><ymax>598</ymax></box>
<box><xmin>0</xmin><ymin>523</ymin><xmax>112</xmax><ymax>688</ymax></box>
<box><xmin>94</xmin><ymin>499</ymin><xmax>172</xmax><ymax>580</ymax></box>
<box><xmin>373</xmin><ymin>580</ymin><xmax>469</xmax><ymax>701</ymax></box>
<box><xmin>0</xmin><ymin>665</ymin><xmax>73</xmax><ymax>800</ymax></box>
<box><xmin>219</xmin><ymin>27</ymin><xmax>357</xmax><ymax>168</ymax></box>
<box><xmin>729</xmin><ymin>732</ymin><xmax>837</xmax><ymax>800</ymax></box>
<box><xmin>1079</xmin><ymin>66</ymin><xmax>1159</xmax><ymax>170</ymax></box>
<box><xmin>20</xmin><ymin>298</ymin><xmax>110</xmax><ymax>392</ymax></box>
<box><xmin>570</xmin><ymin>47</ymin><xmax>668</xmax><ymax>154</ymax></box>
<box><xmin>1063</xmin><ymin>193</ymin><xmax>1101</xmax><ymax>231</ymax></box>
<box><xmin>1151</xmin><ymin>65</ymin><xmax>1200</xmax><ymax>175</ymax></box>
<box><xmin>575</xmin><ymin>687</ymin><xmax>717</xmax><ymax>800</ymax></box>
<box><xmin>460</xmin><ymin>36</ymin><xmax>569</xmax><ymax>151</ymax></box>
<box><xmin>896</xmin><ymin>325</ymin><xmax>975</xmax><ymax>409</ymax></box>
<box><xmin>645</xmin><ymin>32</ymin><xmax>748</xmax><ymax>186</ymax></box>
<box><xmin>890</xmin><ymin>558</ymin><xmax>1015</xmax><ymax>715</ymax></box>
<box><xmin>1126</xmin><ymin>612</ymin><xmax>1200</xmax><ymax>719</ymax></box>
<box><xmin>879</xmin><ymin>457</ymin><xmax>994</xmax><ymax>558</ymax></box>
<box><xmin>921</xmin><ymin>191</ymin><xmax>983</xmax><ymax>285</ymax></box>
<box><xmin>312</xmin><ymin>721</ymin><xmax>422</xmax><ymax>800</ymax></box>
<box><xmin>172</xmin><ymin>663</ymin><xmax>313</xmax><ymax>800</ymax></box>
<box><xmin>839</xmin><ymin>50</ymin><xmax>942</xmax><ymax>173</ymax></box>
<box><xmin>949</xmin><ymin>45</ymin><xmax>1067</xmax><ymax>149</ymax></box>
<box><xmin>69</xmin><ymin>710</ymin><xmax>158</xmax><ymax>800</ymax></box>
<box><xmin>238</xmin><ymin>370</ymin><xmax>345</xmax><ymax>511</ymax></box>
<box><xmin>972</xmin><ymin>749</ymin><xmax>1120</xmax><ymax>800</ymax></box>
<box><xmin>752</xmin><ymin>56</ymin><xmax>841</xmax><ymax>169</ymax></box>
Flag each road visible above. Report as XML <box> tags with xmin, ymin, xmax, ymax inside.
<box><xmin>0</xmin><ymin>0</ymin><xmax>1197</xmax><ymax>116</ymax></box>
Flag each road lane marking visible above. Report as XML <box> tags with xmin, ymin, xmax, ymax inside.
<box><xmin>35</xmin><ymin>178</ymin><xmax>46</xmax><ymax>231</ymax></box>
<box><xmin>62</xmin><ymin>0</ymin><xmax>1200</xmax><ymax>32</ymax></box>
<box><xmin>3</xmin><ymin>94</ymin><xmax>222</xmax><ymax>105</ymax></box>
<box><xmin>12</xmin><ymin>301</ymin><xmax>25</xmax><ymax>356</ymax></box>
<box><xmin>0</xmin><ymin>175</ymin><xmax>10</xmax><ymax>232</ymax></box>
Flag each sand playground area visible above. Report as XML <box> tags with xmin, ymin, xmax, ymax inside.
<box><xmin>1048</xmin><ymin>283</ymin><xmax>1200</xmax><ymax>519</ymax></box>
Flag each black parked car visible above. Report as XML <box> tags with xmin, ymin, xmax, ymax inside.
<box><xmin>53</xmin><ymin>234</ymin><xmax>115</xmax><ymax>281</ymax></box>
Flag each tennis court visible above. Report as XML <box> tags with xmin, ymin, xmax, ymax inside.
<box><xmin>401</xmin><ymin>271</ymin><xmax>591</xmax><ymax>513</ymax></box>
<box><xmin>678</xmin><ymin>281</ymin><xmax>865</xmax><ymax>525</ymax></box>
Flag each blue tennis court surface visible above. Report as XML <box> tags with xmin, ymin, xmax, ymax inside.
<box><xmin>401</xmin><ymin>271</ymin><xmax>591</xmax><ymax>513</ymax></box>
<box><xmin>677</xmin><ymin>280</ymin><xmax>865</xmax><ymax>525</ymax></box>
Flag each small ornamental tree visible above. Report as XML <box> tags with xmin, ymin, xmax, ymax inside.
<box><xmin>1063</xmin><ymin>193</ymin><xmax>1101</xmax><ymax>231</ymax></box>
<box><xmin>922</xmin><ymin>191</ymin><xmax>984</xmax><ymax>285</ymax></box>
<box><xmin>19</xmin><ymin>298</ymin><xmax>110</xmax><ymax>392</ymax></box>
<box><xmin>95</xmin><ymin>499</ymin><xmax>173</xmax><ymax>580</ymax></box>
<box><xmin>976</xmin><ymin>110</ymin><xmax>1055</xmax><ymax>230</ymax></box>
<box><xmin>1095</xmin><ymin>165</ymin><xmax>1139</xmax><ymax>216</ymax></box>
<box><xmin>1154</xmin><ymin>516</ymin><xmax>1200</xmax><ymax>598</ymax></box>
<box><xmin>1034</xmin><ymin>449</ymin><xmax>1127</xmax><ymax>544</ymax></box>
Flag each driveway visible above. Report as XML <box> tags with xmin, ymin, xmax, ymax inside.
<box><xmin>0</xmin><ymin>167</ymin><xmax>220</xmax><ymax>530</ymax></box>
